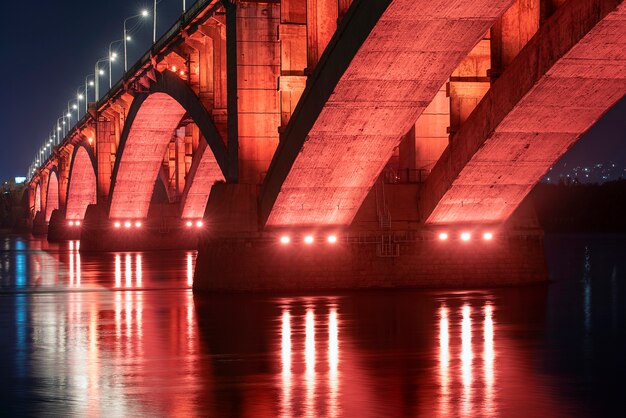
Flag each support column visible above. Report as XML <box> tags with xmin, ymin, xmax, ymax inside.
<box><xmin>236</xmin><ymin>1</ymin><xmax>281</xmax><ymax>184</ymax></box>
<box><xmin>96</xmin><ymin>117</ymin><xmax>116</xmax><ymax>204</ymax></box>
<box><xmin>306</xmin><ymin>0</ymin><xmax>337</xmax><ymax>72</ymax></box>
<box><xmin>491</xmin><ymin>0</ymin><xmax>540</xmax><ymax>79</ymax></box>
<box><xmin>279</xmin><ymin>0</ymin><xmax>307</xmax><ymax>129</ymax></box>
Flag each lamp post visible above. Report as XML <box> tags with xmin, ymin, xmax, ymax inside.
<box><xmin>123</xmin><ymin>10</ymin><xmax>149</xmax><ymax>72</ymax></box>
<box><xmin>108</xmin><ymin>39</ymin><xmax>123</xmax><ymax>88</ymax></box>
<box><xmin>84</xmin><ymin>75</ymin><xmax>94</xmax><ymax>113</ymax></box>
<box><xmin>56</xmin><ymin>117</ymin><xmax>65</xmax><ymax>140</ymax></box>
<box><xmin>76</xmin><ymin>87</ymin><xmax>85</xmax><ymax>120</ymax></box>
<box><xmin>66</xmin><ymin>102</ymin><xmax>76</xmax><ymax>131</ymax></box>
<box><xmin>94</xmin><ymin>57</ymin><xmax>109</xmax><ymax>101</ymax></box>
<box><xmin>153</xmin><ymin>0</ymin><xmax>157</xmax><ymax>43</ymax></box>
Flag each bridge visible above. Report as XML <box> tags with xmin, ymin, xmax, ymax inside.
<box><xmin>26</xmin><ymin>0</ymin><xmax>625</xmax><ymax>291</ymax></box>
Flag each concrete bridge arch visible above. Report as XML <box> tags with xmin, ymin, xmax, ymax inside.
<box><xmin>108</xmin><ymin>70</ymin><xmax>227</xmax><ymax>221</ymax></box>
<box><xmin>33</xmin><ymin>182</ymin><xmax>41</xmax><ymax>215</ymax></box>
<box><xmin>66</xmin><ymin>142</ymin><xmax>97</xmax><ymax>222</ymax></box>
<box><xmin>44</xmin><ymin>167</ymin><xmax>60</xmax><ymax>222</ymax></box>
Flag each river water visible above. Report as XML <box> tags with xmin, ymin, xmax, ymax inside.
<box><xmin>0</xmin><ymin>234</ymin><xmax>624</xmax><ymax>417</ymax></box>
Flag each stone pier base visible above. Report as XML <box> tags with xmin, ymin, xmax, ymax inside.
<box><xmin>79</xmin><ymin>204</ymin><xmax>200</xmax><ymax>252</ymax></box>
<box><xmin>32</xmin><ymin>211</ymin><xmax>47</xmax><ymax>236</ymax></box>
<box><xmin>194</xmin><ymin>229</ymin><xmax>548</xmax><ymax>292</ymax></box>
<box><xmin>47</xmin><ymin>209</ymin><xmax>81</xmax><ymax>242</ymax></box>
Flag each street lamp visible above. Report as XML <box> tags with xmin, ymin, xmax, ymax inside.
<box><xmin>67</xmin><ymin>101</ymin><xmax>77</xmax><ymax>130</ymax></box>
<box><xmin>108</xmin><ymin>39</ymin><xmax>123</xmax><ymax>88</ymax></box>
<box><xmin>94</xmin><ymin>57</ymin><xmax>109</xmax><ymax>101</ymax></box>
<box><xmin>123</xmin><ymin>10</ymin><xmax>149</xmax><ymax>72</ymax></box>
<box><xmin>84</xmin><ymin>74</ymin><xmax>94</xmax><ymax>113</ymax></box>
<box><xmin>56</xmin><ymin>117</ymin><xmax>65</xmax><ymax>140</ymax></box>
<box><xmin>76</xmin><ymin>87</ymin><xmax>85</xmax><ymax>120</ymax></box>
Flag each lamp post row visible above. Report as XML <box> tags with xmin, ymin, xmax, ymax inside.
<box><xmin>30</xmin><ymin>0</ymin><xmax>193</xmax><ymax>179</ymax></box>
<box><xmin>29</xmin><ymin>6</ymin><xmax>156</xmax><ymax>180</ymax></box>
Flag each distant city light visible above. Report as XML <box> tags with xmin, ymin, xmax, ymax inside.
<box><xmin>14</xmin><ymin>177</ymin><xmax>26</xmax><ymax>184</ymax></box>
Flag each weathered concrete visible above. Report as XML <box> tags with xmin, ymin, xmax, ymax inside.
<box><xmin>261</xmin><ymin>0</ymin><xmax>515</xmax><ymax>228</ymax></box>
<box><xmin>194</xmin><ymin>229</ymin><xmax>547</xmax><ymax>292</ymax></box>
<box><xmin>108</xmin><ymin>93</ymin><xmax>188</xmax><ymax>220</ymax></box>
<box><xmin>421</xmin><ymin>0</ymin><xmax>626</xmax><ymax>224</ymax></box>
<box><xmin>180</xmin><ymin>141</ymin><xmax>225</xmax><ymax>220</ymax></box>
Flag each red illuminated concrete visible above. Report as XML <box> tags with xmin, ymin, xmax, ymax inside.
<box><xmin>421</xmin><ymin>0</ymin><xmax>626</xmax><ymax>224</ymax></box>
<box><xmin>34</xmin><ymin>183</ymin><xmax>41</xmax><ymax>213</ymax></box>
<box><xmin>66</xmin><ymin>146</ymin><xmax>96</xmax><ymax>221</ymax></box>
<box><xmin>109</xmin><ymin>93</ymin><xmax>186</xmax><ymax>220</ymax></box>
<box><xmin>262</xmin><ymin>0</ymin><xmax>515</xmax><ymax>227</ymax></box>
<box><xmin>45</xmin><ymin>171</ymin><xmax>59</xmax><ymax>222</ymax></box>
<box><xmin>180</xmin><ymin>141</ymin><xmax>225</xmax><ymax>220</ymax></box>
<box><xmin>195</xmin><ymin>231</ymin><xmax>547</xmax><ymax>291</ymax></box>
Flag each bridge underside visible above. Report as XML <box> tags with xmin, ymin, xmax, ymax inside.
<box><xmin>421</xmin><ymin>0</ymin><xmax>626</xmax><ymax>224</ymax></box>
<box><xmin>109</xmin><ymin>93</ymin><xmax>187</xmax><ymax>220</ymax></box>
<box><xmin>66</xmin><ymin>147</ymin><xmax>96</xmax><ymax>221</ymax></box>
<box><xmin>45</xmin><ymin>172</ymin><xmax>59</xmax><ymax>222</ymax></box>
<box><xmin>180</xmin><ymin>141</ymin><xmax>224</xmax><ymax>220</ymax></box>
<box><xmin>262</xmin><ymin>0</ymin><xmax>515</xmax><ymax>227</ymax></box>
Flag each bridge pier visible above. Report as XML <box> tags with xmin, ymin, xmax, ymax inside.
<box><xmin>32</xmin><ymin>211</ymin><xmax>47</xmax><ymax>236</ymax></box>
<box><xmin>47</xmin><ymin>209</ymin><xmax>81</xmax><ymax>242</ymax></box>
<box><xmin>194</xmin><ymin>183</ymin><xmax>548</xmax><ymax>292</ymax></box>
<box><xmin>79</xmin><ymin>204</ymin><xmax>201</xmax><ymax>252</ymax></box>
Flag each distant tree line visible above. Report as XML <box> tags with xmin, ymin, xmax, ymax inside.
<box><xmin>530</xmin><ymin>180</ymin><xmax>626</xmax><ymax>231</ymax></box>
<box><xmin>0</xmin><ymin>183</ymin><xmax>27</xmax><ymax>232</ymax></box>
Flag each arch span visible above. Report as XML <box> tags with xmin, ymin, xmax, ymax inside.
<box><xmin>34</xmin><ymin>183</ymin><xmax>41</xmax><ymax>214</ymax></box>
<box><xmin>45</xmin><ymin>169</ymin><xmax>59</xmax><ymax>222</ymax></box>
<box><xmin>180</xmin><ymin>141</ymin><xmax>225</xmax><ymax>220</ymax></box>
<box><xmin>66</xmin><ymin>143</ymin><xmax>97</xmax><ymax>221</ymax></box>
<box><xmin>109</xmin><ymin>70</ymin><xmax>229</xmax><ymax>220</ymax></box>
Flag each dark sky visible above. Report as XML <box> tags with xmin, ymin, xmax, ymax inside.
<box><xmin>0</xmin><ymin>0</ymin><xmax>196</xmax><ymax>181</ymax></box>
<box><xmin>0</xmin><ymin>1</ymin><xmax>624</xmax><ymax>181</ymax></box>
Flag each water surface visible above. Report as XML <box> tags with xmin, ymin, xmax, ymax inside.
<box><xmin>0</xmin><ymin>234</ymin><xmax>624</xmax><ymax>417</ymax></box>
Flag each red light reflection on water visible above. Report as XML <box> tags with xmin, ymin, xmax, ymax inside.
<box><xmin>437</xmin><ymin>301</ymin><xmax>498</xmax><ymax>418</ymax></box>
<box><xmin>279</xmin><ymin>302</ymin><xmax>342</xmax><ymax>418</ymax></box>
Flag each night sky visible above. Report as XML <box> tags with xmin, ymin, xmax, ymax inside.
<box><xmin>0</xmin><ymin>0</ymin><xmax>624</xmax><ymax>181</ymax></box>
